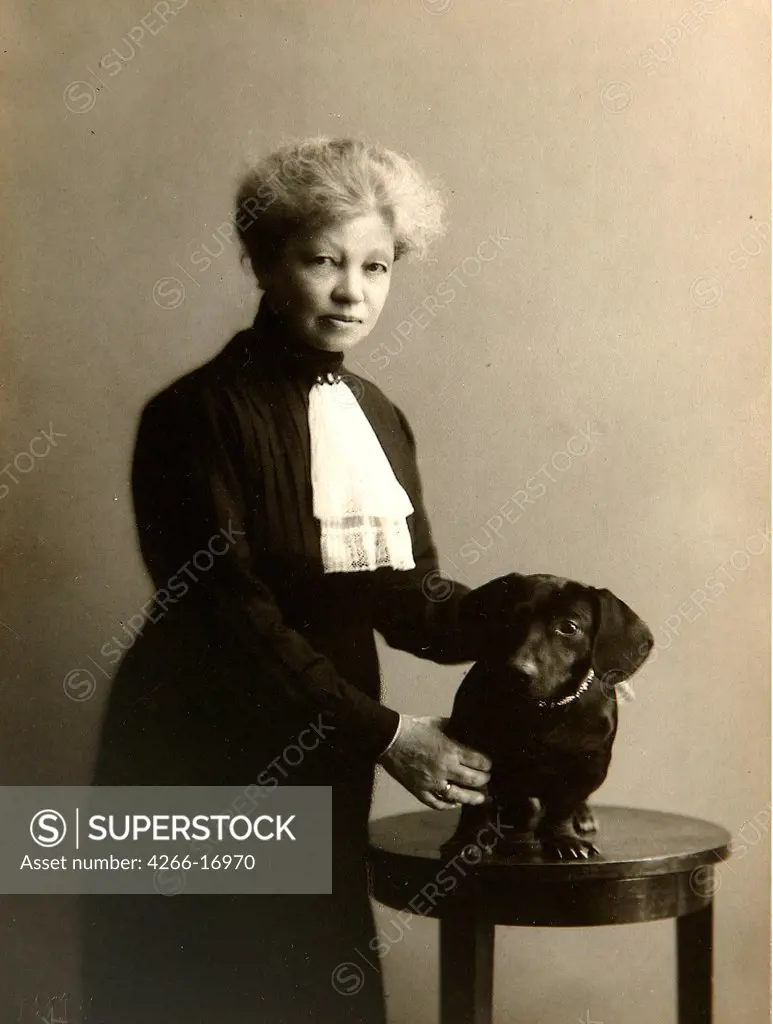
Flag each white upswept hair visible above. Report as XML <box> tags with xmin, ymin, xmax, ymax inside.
<box><xmin>235</xmin><ymin>137</ymin><xmax>446</xmax><ymax>273</ymax></box>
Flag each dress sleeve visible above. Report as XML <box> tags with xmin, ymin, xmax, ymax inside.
<box><xmin>371</xmin><ymin>404</ymin><xmax>479</xmax><ymax>665</ymax></box>
<box><xmin>131</xmin><ymin>385</ymin><xmax>400</xmax><ymax>762</ymax></box>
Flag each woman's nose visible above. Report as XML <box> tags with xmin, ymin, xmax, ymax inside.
<box><xmin>332</xmin><ymin>270</ymin><xmax>365</xmax><ymax>304</ymax></box>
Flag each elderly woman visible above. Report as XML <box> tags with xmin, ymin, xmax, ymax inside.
<box><xmin>86</xmin><ymin>138</ymin><xmax>491</xmax><ymax>1024</ymax></box>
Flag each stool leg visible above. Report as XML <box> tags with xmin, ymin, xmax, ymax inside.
<box><xmin>677</xmin><ymin>903</ymin><xmax>713</xmax><ymax>1024</ymax></box>
<box><xmin>439</xmin><ymin>906</ymin><xmax>494</xmax><ymax>1024</ymax></box>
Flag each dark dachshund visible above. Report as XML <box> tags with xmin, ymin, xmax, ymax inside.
<box><xmin>445</xmin><ymin>573</ymin><xmax>654</xmax><ymax>859</ymax></box>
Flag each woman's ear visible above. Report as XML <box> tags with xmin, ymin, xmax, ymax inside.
<box><xmin>590</xmin><ymin>588</ymin><xmax>654</xmax><ymax>683</ymax></box>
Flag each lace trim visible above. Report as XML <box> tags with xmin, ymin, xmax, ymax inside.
<box><xmin>319</xmin><ymin>516</ymin><xmax>415</xmax><ymax>574</ymax></box>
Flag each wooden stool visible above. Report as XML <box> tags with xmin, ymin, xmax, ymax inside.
<box><xmin>368</xmin><ymin>805</ymin><xmax>731</xmax><ymax>1024</ymax></box>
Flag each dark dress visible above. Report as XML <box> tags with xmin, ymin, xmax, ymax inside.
<box><xmin>81</xmin><ymin>302</ymin><xmax>476</xmax><ymax>1024</ymax></box>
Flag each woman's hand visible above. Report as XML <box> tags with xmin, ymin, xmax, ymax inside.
<box><xmin>378</xmin><ymin>715</ymin><xmax>492</xmax><ymax>811</ymax></box>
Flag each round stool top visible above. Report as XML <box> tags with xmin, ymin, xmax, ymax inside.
<box><xmin>369</xmin><ymin>805</ymin><xmax>731</xmax><ymax>883</ymax></box>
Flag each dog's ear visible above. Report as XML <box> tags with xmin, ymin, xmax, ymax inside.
<box><xmin>459</xmin><ymin>574</ymin><xmax>537</xmax><ymax>656</ymax></box>
<box><xmin>591</xmin><ymin>588</ymin><xmax>654</xmax><ymax>682</ymax></box>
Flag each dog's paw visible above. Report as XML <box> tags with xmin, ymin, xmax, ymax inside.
<box><xmin>573</xmin><ymin>802</ymin><xmax>598</xmax><ymax>835</ymax></box>
<box><xmin>538</xmin><ymin>833</ymin><xmax>601</xmax><ymax>861</ymax></box>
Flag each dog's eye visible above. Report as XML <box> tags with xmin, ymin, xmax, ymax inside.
<box><xmin>555</xmin><ymin>619</ymin><xmax>580</xmax><ymax>637</ymax></box>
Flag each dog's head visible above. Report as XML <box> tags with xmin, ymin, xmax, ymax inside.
<box><xmin>461</xmin><ymin>573</ymin><xmax>654</xmax><ymax>703</ymax></box>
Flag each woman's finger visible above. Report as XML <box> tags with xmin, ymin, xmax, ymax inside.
<box><xmin>446</xmin><ymin>783</ymin><xmax>487</xmax><ymax>806</ymax></box>
<box><xmin>448</xmin><ymin>765</ymin><xmax>490</xmax><ymax>790</ymax></box>
<box><xmin>420</xmin><ymin>790</ymin><xmax>459</xmax><ymax>811</ymax></box>
<box><xmin>456</xmin><ymin>746</ymin><xmax>492</xmax><ymax>773</ymax></box>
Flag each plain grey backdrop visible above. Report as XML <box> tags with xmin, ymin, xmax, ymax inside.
<box><xmin>2</xmin><ymin>0</ymin><xmax>769</xmax><ymax>1021</ymax></box>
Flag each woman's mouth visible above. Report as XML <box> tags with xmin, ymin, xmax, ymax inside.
<box><xmin>320</xmin><ymin>315</ymin><xmax>361</xmax><ymax>326</ymax></box>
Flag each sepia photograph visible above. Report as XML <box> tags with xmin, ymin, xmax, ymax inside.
<box><xmin>1</xmin><ymin>1</ymin><xmax>770</xmax><ymax>1022</ymax></box>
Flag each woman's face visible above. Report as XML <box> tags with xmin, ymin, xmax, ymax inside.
<box><xmin>262</xmin><ymin>211</ymin><xmax>395</xmax><ymax>352</ymax></box>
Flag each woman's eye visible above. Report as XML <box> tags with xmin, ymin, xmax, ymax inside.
<box><xmin>365</xmin><ymin>262</ymin><xmax>388</xmax><ymax>274</ymax></box>
<box><xmin>555</xmin><ymin>620</ymin><xmax>580</xmax><ymax>637</ymax></box>
<box><xmin>310</xmin><ymin>255</ymin><xmax>335</xmax><ymax>266</ymax></box>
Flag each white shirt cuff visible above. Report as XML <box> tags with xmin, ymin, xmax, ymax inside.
<box><xmin>378</xmin><ymin>714</ymin><xmax>404</xmax><ymax>759</ymax></box>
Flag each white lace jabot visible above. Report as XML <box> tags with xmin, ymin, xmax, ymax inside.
<box><xmin>308</xmin><ymin>373</ymin><xmax>416</xmax><ymax>574</ymax></box>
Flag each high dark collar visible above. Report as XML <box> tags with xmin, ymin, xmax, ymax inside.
<box><xmin>237</xmin><ymin>299</ymin><xmax>346</xmax><ymax>382</ymax></box>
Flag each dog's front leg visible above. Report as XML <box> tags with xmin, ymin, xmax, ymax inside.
<box><xmin>441</xmin><ymin>802</ymin><xmax>493</xmax><ymax>856</ymax></box>
<box><xmin>483</xmin><ymin>795</ymin><xmax>540</xmax><ymax>853</ymax></box>
<box><xmin>537</xmin><ymin>794</ymin><xmax>601</xmax><ymax>860</ymax></box>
